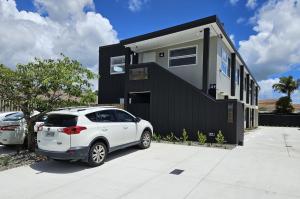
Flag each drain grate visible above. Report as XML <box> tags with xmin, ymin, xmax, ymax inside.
<box><xmin>170</xmin><ymin>169</ymin><xmax>184</xmax><ymax>175</ymax></box>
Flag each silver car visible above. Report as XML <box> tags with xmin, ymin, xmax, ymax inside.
<box><xmin>0</xmin><ymin>112</ymin><xmax>27</xmax><ymax>146</ymax></box>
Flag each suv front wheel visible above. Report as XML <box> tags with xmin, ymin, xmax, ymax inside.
<box><xmin>139</xmin><ymin>130</ymin><xmax>152</xmax><ymax>149</ymax></box>
<box><xmin>88</xmin><ymin>142</ymin><xmax>107</xmax><ymax>167</ymax></box>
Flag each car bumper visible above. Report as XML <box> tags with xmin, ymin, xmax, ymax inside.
<box><xmin>36</xmin><ymin>147</ymin><xmax>89</xmax><ymax>160</ymax></box>
<box><xmin>0</xmin><ymin>132</ymin><xmax>24</xmax><ymax>145</ymax></box>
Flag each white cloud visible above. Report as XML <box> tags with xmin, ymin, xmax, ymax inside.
<box><xmin>0</xmin><ymin>0</ymin><xmax>119</xmax><ymax>89</ymax></box>
<box><xmin>128</xmin><ymin>0</ymin><xmax>148</xmax><ymax>12</ymax></box>
<box><xmin>229</xmin><ymin>0</ymin><xmax>239</xmax><ymax>5</ymax></box>
<box><xmin>258</xmin><ymin>77</ymin><xmax>300</xmax><ymax>103</ymax></box>
<box><xmin>246</xmin><ymin>0</ymin><xmax>257</xmax><ymax>9</ymax></box>
<box><xmin>236</xmin><ymin>17</ymin><xmax>245</xmax><ymax>24</ymax></box>
<box><xmin>229</xmin><ymin>34</ymin><xmax>235</xmax><ymax>45</ymax></box>
<box><xmin>239</xmin><ymin>0</ymin><xmax>300</xmax><ymax>81</ymax></box>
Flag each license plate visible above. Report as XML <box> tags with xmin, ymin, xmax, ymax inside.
<box><xmin>45</xmin><ymin>132</ymin><xmax>55</xmax><ymax>137</ymax></box>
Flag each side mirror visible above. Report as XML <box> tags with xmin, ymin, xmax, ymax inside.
<box><xmin>134</xmin><ymin>117</ymin><xmax>141</xmax><ymax>123</ymax></box>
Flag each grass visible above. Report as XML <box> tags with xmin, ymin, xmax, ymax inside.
<box><xmin>0</xmin><ymin>156</ymin><xmax>10</xmax><ymax>167</ymax></box>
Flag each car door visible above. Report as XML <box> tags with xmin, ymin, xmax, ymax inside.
<box><xmin>114</xmin><ymin>110</ymin><xmax>137</xmax><ymax>144</ymax></box>
<box><xmin>86</xmin><ymin>110</ymin><xmax>124</xmax><ymax>147</ymax></box>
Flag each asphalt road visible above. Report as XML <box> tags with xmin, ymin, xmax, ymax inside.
<box><xmin>0</xmin><ymin>126</ymin><xmax>299</xmax><ymax>199</ymax></box>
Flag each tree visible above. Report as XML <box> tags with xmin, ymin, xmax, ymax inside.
<box><xmin>272</xmin><ymin>76</ymin><xmax>298</xmax><ymax>99</ymax></box>
<box><xmin>0</xmin><ymin>55</ymin><xmax>97</xmax><ymax>151</ymax></box>
<box><xmin>275</xmin><ymin>96</ymin><xmax>294</xmax><ymax>113</ymax></box>
<box><xmin>272</xmin><ymin>76</ymin><xmax>299</xmax><ymax>113</ymax></box>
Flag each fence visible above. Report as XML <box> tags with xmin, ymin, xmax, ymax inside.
<box><xmin>259</xmin><ymin>113</ymin><xmax>300</xmax><ymax>127</ymax></box>
<box><xmin>0</xmin><ymin>99</ymin><xmax>20</xmax><ymax>112</ymax></box>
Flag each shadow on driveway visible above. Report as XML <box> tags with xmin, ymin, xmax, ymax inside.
<box><xmin>30</xmin><ymin>146</ymin><xmax>140</xmax><ymax>174</ymax></box>
<box><xmin>0</xmin><ymin>145</ymin><xmax>18</xmax><ymax>156</ymax></box>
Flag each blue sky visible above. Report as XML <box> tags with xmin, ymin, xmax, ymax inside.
<box><xmin>1</xmin><ymin>0</ymin><xmax>300</xmax><ymax>102</ymax></box>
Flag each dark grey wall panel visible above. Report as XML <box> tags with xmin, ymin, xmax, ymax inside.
<box><xmin>125</xmin><ymin>63</ymin><xmax>244</xmax><ymax>144</ymax></box>
<box><xmin>98</xmin><ymin>44</ymin><xmax>126</xmax><ymax>104</ymax></box>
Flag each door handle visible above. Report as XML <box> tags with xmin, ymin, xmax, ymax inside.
<box><xmin>101</xmin><ymin>128</ymin><xmax>108</xmax><ymax>132</ymax></box>
<box><xmin>123</xmin><ymin>126</ymin><xmax>128</xmax><ymax>129</ymax></box>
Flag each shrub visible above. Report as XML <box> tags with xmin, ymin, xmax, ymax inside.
<box><xmin>153</xmin><ymin>133</ymin><xmax>161</xmax><ymax>142</ymax></box>
<box><xmin>197</xmin><ymin>131</ymin><xmax>207</xmax><ymax>145</ymax></box>
<box><xmin>188</xmin><ymin>141</ymin><xmax>192</xmax><ymax>146</ymax></box>
<box><xmin>215</xmin><ymin>130</ymin><xmax>225</xmax><ymax>145</ymax></box>
<box><xmin>182</xmin><ymin>128</ymin><xmax>189</xmax><ymax>143</ymax></box>
<box><xmin>165</xmin><ymin>132</ymin><xmax>176</xmax><ymax>143</ymax></box>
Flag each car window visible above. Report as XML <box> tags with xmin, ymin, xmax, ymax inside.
<box><xmin>36</xmin><ymin>115</ymin><xmax>48</xmax><ymax>122</ymax></box>
<box><xmin>44</xmin><ymin>114</ymin><xmax>78</xmax><ymax>127</ymax></box>
<box><xmin>86</xmin><ymin>110</ymin><xmax>116</xmax><ymax>122</ymax></box>
<box><xmin>3</xmin><ymin>112</ymin><xmax>24</xmax><ymax>121</ymax></box>
<box><xmin>115</xmin><ymin>110</ymin><xmax>135</xmax><ymax>122</ymax></box>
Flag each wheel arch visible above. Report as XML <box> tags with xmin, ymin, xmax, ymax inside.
<box><xmin>89</xmin><ymin>136</ymin><xmax>110</xmax><ymax>152</ymax></box>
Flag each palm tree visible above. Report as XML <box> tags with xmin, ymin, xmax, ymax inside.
<box><xmin>272</xmin><ymin>76</ymin><xmax>298</xmax><ymax>99</ymax></box>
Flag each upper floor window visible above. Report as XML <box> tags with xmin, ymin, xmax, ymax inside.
<box><xmin>236</xmin><ymin>67</ymin><xmax>240</xmax><ymax>85</ymax></box>
<box><xmin>129</xmin><ymin>67</ymin><xmax>148</xmax><ymax>80</ymax></box>
<box><xmin>110</xmin><ymin>56</ymin><xmax>125</xmax><ymax>75</ymax></box>
<box><xmin>221</xmin><ymin>48</ymin><xmax>231</xmax><ymax>77</ymax></box>
<box><xmin>168</xmin><ymin>46</ymin><xmax>197</xmax><ymax>67</ymax></box>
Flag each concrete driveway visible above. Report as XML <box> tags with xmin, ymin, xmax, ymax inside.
<box><xmin>0</xmin><ymin>126</ymin><xmax>300</xmax><ymax>199</ymax></box>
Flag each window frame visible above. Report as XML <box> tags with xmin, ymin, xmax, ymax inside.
<box><xmin>114</xmin><ymin>110</ymin><xmax>136</xmax><ymax>123</ymax></box>
<box><xmin>220</xmin><ymin>47</ymin><xmax>231</xmax><ymax>78</ymax></box>
<box><xmin>86</xmin><ymin>110</ymin><xmax>117</xmax><ymax>123</ymax></box>
<box><xmin>168</xmin><ymin>45</ymin><xmax>198</xmax><ymax>68</ymax></box>
<box><xmin>110</xmin><ymin>55</ymin><xmax>126</xmax><ymax>75</ymax></box>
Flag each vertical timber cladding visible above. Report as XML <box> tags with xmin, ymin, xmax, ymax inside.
<box><xmin>125</xmin><ymin>63</ymin><xmax>243</xmax><ymax>144</ymax></box>
<box><xmin>98</xmin><ymin>44</ymin><xmax>127</xmax><ymax>104</ymax></box>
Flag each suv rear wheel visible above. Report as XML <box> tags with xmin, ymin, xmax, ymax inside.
<box><xmin>88</xmin><ymin>142</ymin><xmax>107</xmax><ymax>167</ymax></box>
<box><xmin>139</xmin><ymin>130</ymin><xmax>151</xmax><ymax>149</ymax></box>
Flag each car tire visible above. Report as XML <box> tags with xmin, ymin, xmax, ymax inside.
<box><xmin>88</xmin><ymin>142</ymin><xmax>107</xmax><ymax>167</ymax></box>
<box><xmin>139</xmin><ymin>130</ymin><xmax>152</xmax><ymax>149</ymax></box>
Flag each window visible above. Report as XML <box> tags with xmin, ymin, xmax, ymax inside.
<box><xmin>44</xmin><ymin>114</ymin><xmax>78</xmax><ymax>127</ymax></box>
<box><xmin>236</xmin><ymin>67</ymin><xmax>240</xmax><ymax>85</ymax></box>
<box><xmin>86</xmin><ymin>110</ymin><xmax>116</xmax><ymax>122</ymax></box>
<box><xmin>110</xmin><ymin>56</ymin><xmax>125</xmax><ymax>74</ymax></box>
<box><xmin>221</xmin><ymin>48</ymin><xmax>231</xmax><ymax>77</ymax></box>
<box><xmin>115</xmin><ymin>110</ymin><xmax>135</xmax><ymax>122</ymax></box>
<box><xmin>169</xmin><ymin>46</ymin><xmax>197</xmax><ymax>67</ymax></box>
<box><xmin>3</xmin><ymin>112</ymin><xmax>24</xmax><ymax>121</ymax></box>
<box><xmin>129</xmin><ymin>67</ymin><xmax>148</xmax><ymax>80</ymax></box>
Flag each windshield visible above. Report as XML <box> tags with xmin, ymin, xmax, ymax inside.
<box><xmin>3</xmin><ymin>112</ymin><xmax>24</xmax><ymax>121</ymax></box>
<box><xmin>44</xmin><ymin>114</ymin><xmax>78</xmax><ymax>127</ymax></box>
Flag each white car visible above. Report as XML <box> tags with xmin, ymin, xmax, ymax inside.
<box><xmin>0</xmin><ymin>112</ymin><xmax>18</xmax><ymax>121</ymax></box>
<box><xmin>0</xmin><ymin>111</ymin><xmax>40</xmax><ymax>146</ymax></box>
<box><xmin>36</xmin><ymin>107</ymin><xmax>153</xmax><ymax>166</ymax></box>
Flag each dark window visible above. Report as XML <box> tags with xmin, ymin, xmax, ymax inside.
<box><xmin>44</xmin><ymin>114</ymin><xmax>78</xmax><ymax>127</ymax></box>
<box><xmin>227</xmin><ymin>57</ymin><xmax>231</xmax><ymax>78</ymax></box>
<box><xmin>170</xmin><ymin>47</ymin><xmax>196</xmax><ymax>57</ymax></box>
<box><xmin>86</xmin><ymin>110</ymin><xmax>116</xmax><ymax>122</ymax></box>
<box><xmin>169</xmin><ymin>57</ymin><xmax>196</xmax><ymax>67</ymax></box>
<box><xmin>115</xmin><ymin>110</ymin><xmax>135</xmax><ymax>122</ymax></box>
<box><xmin>36</xmin><ymin>115</ymin><xmax>48</xmax><ymax>122</ymax></box>
<box><xmin>169</xmin><ymin>46</ymin><xmax>197</xmax><ymax>67</ymax></box>
<box><xmin>129</xmin><ymin>68</ymin><xmax>148</xmax><ymax>80</ymax></box>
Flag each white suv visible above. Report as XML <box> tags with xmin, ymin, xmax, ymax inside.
<box><xmin>36</xmin><ymin>107</ymin><xmax>153</xmax><ymax>166</ymax></box>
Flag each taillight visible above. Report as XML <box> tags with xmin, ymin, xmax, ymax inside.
<box><xmin>62</xmin><ymin>126</ymin><xmax>87</xmax><ymax>135</ymax></box>
<box><xmin>0</xmin><ymin>125</ymin><xmax>20</xmax><ymax>131</ymax></box>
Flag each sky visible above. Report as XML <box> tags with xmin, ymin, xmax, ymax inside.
<box><xmin>0</xmin><ymin>0</ymin><xmax>300</xmax><ymax>102</ymax></box>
